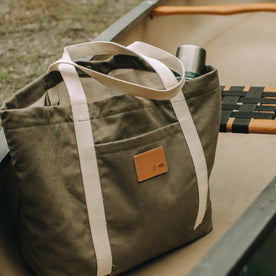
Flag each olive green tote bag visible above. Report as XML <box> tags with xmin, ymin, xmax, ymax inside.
<box><xmin>0</xmin><ymin>41</ymin><xmax>221</xmax><ymax>275</ymax></box>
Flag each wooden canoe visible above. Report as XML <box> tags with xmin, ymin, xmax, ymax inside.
<box><xmin>0</xmin><ymin>0</ymin><xmax>276</xmax><ymax>275</ymax></box>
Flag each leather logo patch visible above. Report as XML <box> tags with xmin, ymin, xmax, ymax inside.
<box><xmin>134</xmin><ymin>147</ymin><xmax>168</xmax><ymax>182</ymax></box>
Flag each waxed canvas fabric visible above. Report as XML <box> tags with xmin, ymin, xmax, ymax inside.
<box><xmin>0</xmin><ymin>55</ymin><xmax>221</xmax><ymax>275</ymax></box>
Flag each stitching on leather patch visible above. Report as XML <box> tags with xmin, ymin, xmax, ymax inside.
<box><xmin>134</xmin><ymin>146</ymin><xmax>168</xmax><ymax>182</ymax></box>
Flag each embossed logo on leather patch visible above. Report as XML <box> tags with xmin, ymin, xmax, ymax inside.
<box><xmin>134</xmin><ymin>147</ymin><xmax>168</xmax><ymax>182</ymax></box>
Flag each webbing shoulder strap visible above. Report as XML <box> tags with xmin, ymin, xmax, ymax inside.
<box><xmin>59</xmin><ymin>63</ymin><xmax>113</xmax><ymax>276</ymax></box>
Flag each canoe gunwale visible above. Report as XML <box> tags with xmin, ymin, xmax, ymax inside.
<box><xmin>93</xmin><ymin>0</ymin><xmax>162</xmax><ymax>42</ymax></box>
<box><xmin>0</xmin><ymin>129</ymin><xmax>9</xmax><ymax>169</ymax></box>
<box><xmin>189</xmin><ymin>176</ymin><xmax>276</xmax><ymax>276</ymax></box>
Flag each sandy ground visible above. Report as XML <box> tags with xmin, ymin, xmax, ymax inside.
<box><xmin>0</xmin><ymin>0</ymin><xmax>143</xmax><ymax>108</ymax></box>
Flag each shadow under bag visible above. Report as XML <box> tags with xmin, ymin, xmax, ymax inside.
<box><xmin>0</xmin><ymin>41</ymin><xmax>221</xmax><ymax>275</ymax></box>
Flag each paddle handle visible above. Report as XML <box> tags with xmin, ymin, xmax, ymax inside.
<box><xmin>152</xmin><ymin>3</ymin><xmax>276</xmax><ymax>16</ymax></box>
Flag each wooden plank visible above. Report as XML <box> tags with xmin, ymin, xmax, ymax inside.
<box><xmin>152</xmin><ymin>3</ymin><xmax>276</xmax><ymax>16</ymax></box>
<box><xmin>249</xmin><ymin>119</ymin><xmax>276</xmax><ymax>134</ymax></box>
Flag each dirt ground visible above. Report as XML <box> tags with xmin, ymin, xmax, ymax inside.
<box><xmin>0</xmin><ymin>0</ymin><xmax>143</xmax><ymax>108</ymax></box>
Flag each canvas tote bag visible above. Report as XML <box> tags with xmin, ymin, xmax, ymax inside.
<box><xmin>0</xmin><ymin>41</ymin><xmax>221</xmax><ymax>275</ymax></box>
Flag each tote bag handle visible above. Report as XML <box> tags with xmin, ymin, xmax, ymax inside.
<box><xmin>48</xmin><ymin>41</ymin><xmax>185</xmax><ymax>101</ymax></box>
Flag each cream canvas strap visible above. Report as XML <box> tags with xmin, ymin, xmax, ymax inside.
<box><xmin>49</xmin><ymin>41</ymin><xmax>185</xmax><ymax>100</ymax></box>
<box><xmin>128</xmin><ymin>42</ymin><xmax>209</xmax><ymax>230</ymax></box>
<box><xmin>57</xmin><ymin>63</ymin><xmax>113</xmax><ymax>276</ymax></box>
<box><xmin>171</xmin><ymin>93</ymin><xmax>208</xmax><ymax>230</ymax></box>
